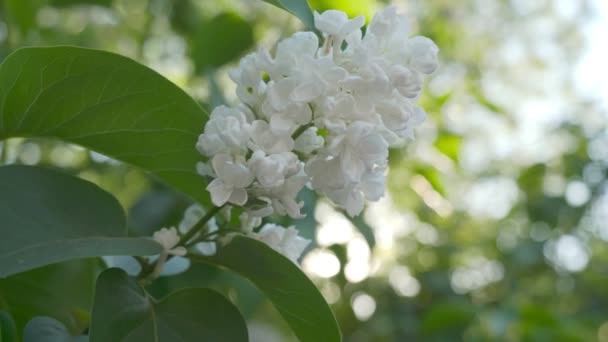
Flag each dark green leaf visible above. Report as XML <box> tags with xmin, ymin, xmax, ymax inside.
<box><xmin>0</xmin><ymin>259</ymin><xmax>100</xmax><ymax>338</ymax></box>
<box><xmin>0</xmin><ymin>165</ymin><xmax>162</xmax><ymax>276</ymax></box>
<box><xmin>262</xmin><ymin>0</ymin><xmax>315</xmax><ymax>29</ymax></box>
<box><xmin>0</xmin><ymin>46</ymin><xmax>209</xmax><ymax>204</ymax></box>
<box><xmin>192</xmin><ymin>13</ymin><xmax>254</xmax><ymax>72</ymax></box>
<box><xmin>23</xmin><ymin>317</ymin><xmax>88</xmax><ymax>342</ymax></box>
<box><xmin>0</xmin><ymin>311</ymin><xmax>17</xmax><ymax>342</ymax></box>
<box><xmin>191</xmin><ymin>236</ymin><xmax>341</xmax><ymax>342</ymax></box>
<box><xmin>89</xmin><ymin>268</ymin><xmax>248</xmax><ymax>342</ymax></box>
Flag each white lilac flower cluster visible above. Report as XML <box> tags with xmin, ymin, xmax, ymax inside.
<box><xmin>169</xmin><ymin>204</ymin><xmax>309</xmax><ymax>264</ymax></box>
<box><xmin>194</xmin><ymin>7</ymin><xmax>438</xmax><ymax>260</ymax></box>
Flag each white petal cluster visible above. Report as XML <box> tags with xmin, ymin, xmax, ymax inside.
<box><xmin>249</xmin><ymin>224</ymin><xmax>311</xmax><ymax>263</ymax></box>
<box><xmin>197</xmin><ymin>7</ymin><xmax>438</xmax><ymax>222</ymax></box>
<box><xmin>153</xmin><ymin>227</ymin><xmax>187</xmax><ymax>256</ymax></box>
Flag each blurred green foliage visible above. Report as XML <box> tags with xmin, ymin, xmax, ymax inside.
<box><xmin>0</xmin><ymin>0</ymin><xmax>607</xmax><ymax>341</ymax></box>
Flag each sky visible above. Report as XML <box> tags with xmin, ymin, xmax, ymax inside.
<box><xmin>576</xmin><ymin>0</ymin><xmax>608</xmax><ymax>111</ymax></box>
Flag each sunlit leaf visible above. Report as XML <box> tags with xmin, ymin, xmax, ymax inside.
<box><xmin>191</xmin><ymin>236</ymin><xmax>341</xmax><ymax>342</ymax></box>
<box><xmin>434</xmin><ymin>134</ymin><xmax>461</xmax><ymax>162</ymax></box>
<box><xmin>0</xmin><ymin>47</ymin><xmax>209</xmax><ymax>204</ymax></box>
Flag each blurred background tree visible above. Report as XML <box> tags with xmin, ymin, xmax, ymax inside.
<box><xmin>0</xmin><ymin>0</ymin><xmax>607</xmax><ymax>341</ymax></box>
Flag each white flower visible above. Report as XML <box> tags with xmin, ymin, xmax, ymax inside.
<box><xmin>153</xmin><ymin>227</ymin><xmax>187</xmax><ymax>256</ymax></box>
<box><xmin>305</xmin><ymin>155</ymin><xmax>365</xmax><ymax>216</ymax></box>
<box><xmin>306</xmin><ymin>153</ymin><xmax>387</xmax><ymax>216</ymax></box>
<box><xmin>267</xmin><ymin>174</ymin><xmax>308</xmax><ymax>219</ymax></box>
<box><xmin>178</xmin><ymin>204</ymin><xmax>206</xmax><ymax>234</ymax></box>
<box><xmin>229</xmin><ymin>53</ymin><xmax>266</xmax><ymax>106</ymax></box>
<box><xmin>249</xmin><ymin>120</ymin><xmax>295</xmax><ymax>154</ymax></box>
<box><xmin>249</xmin><ymin>224</ymin><xmax>311</xmax><ymax>263</ymax></box>
<box><xmin>265</xmin><ymin>78</ymin><xmax>298</xmax><ymax>112</ymax></box>
<box><xmin>196</xmin><ymin>161</ymin><xmax>214</xmax><ymax>177</ymax></box>
<box><xmin>268</xmin><ymin>103</ymin><xmax>312</xmax><ymax>135</ymax></box>
<box><xmin>327</xmin><ymin>122</ymin><xmax>388</xmax><ymax>182</ymax></box>
<box><xmin>288</xmin><ymin>55</ymin><xmax>347</xmax><ymax>103</ymax></box>
<box><xmin>305</xmin><ymin>155</ymin><xmax>347</xmax><ymax>194</ymax></box>
<box><xmin>366</xmin><ymin>6</ymin><xmax>409</xmax><ymax>41</ymax></box>
<box><xmin>197</xmin><ymin>106</ymin><xmax>251</xmax><ymax>157</ymax></box>
<box><xmin>375</xmin><ymin>90</ymin><xmax>426</xmax><ymax>144</ymax></box>
<box><xmin>194</xmin><ymin>5</ymin><xmax>438</xmax><ymax>223</ymax></box>
<box><xmin>195</xmin><ymin>238</ymin><xmax>217</xmax><ymax>256</ymax></box>
<box><xmin>338</xmin><ymin>169</ymin><xmax>386</xmax><ymax>216</ymax></box>
<box><xmin>389</xmin><ymin>64</ymin><xmax>422</xmax><ymax>99</ymax></box>
<box><xmin>248</xmin><ymin>151</ymin><xmax>299</xmax><ymax>188</ymax></box>
<box><xmin>314</xmin><ymin>10</ymin><xmax>365</xmax><ymax>54</ymax></box>
<box><xmin>328</xmin><ymin>183</ymin><xmax>365</xmax><ymax>217</ymax></box>
<box><xmin>405</xmin><ymin>36</ymin><xmax>439</xmax><ymax>74</ymax></box>
<box><xmin>336</xmin><ymin>66</ymin><xmax>390</xmax><ymax>115</ymax></box>
<box><xmin>257</xmin><ymin>32</ymin><xmax>319</xmax><ymax>80</ymax></box>
<box><xmin>206</xmin><ymin>154</ymin><xmax>254</xmax><ymax>206</ymax></box>
<box><xmin>294</xmin><ymin>127</ymin><xmax>324</xmax><ymax>154</ymax></box>
<box><xmin>239</xmin><ymin>211</ymin><xmax>264</xmax><ymax>234</ymax></box>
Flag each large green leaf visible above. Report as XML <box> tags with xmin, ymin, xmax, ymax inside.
<box><xmin>23</xmin><ymin>317</ymin><xmax>88</xmax><ymax>342</ymax></box>
<box><xmin>191</xmin><ymin>236</ymin><xmax>341</xmax><ymax>342</ymax></box>
<box><xmin>0</xmin><ymin>259</ymin><xmax>99</xmax><ymax>339</ymax></box>
<box><xmin>89</xmin><ymin>268</ymin><xmax>248</xmax><ymax>342</ymax></box>
<box><xmin>262</xmin><ymin>0</ymin><xmax>315</xmax><ymax>29</ymax></box>
<box><xmin>0</xmin><ymin>46</ymin><xmax>209</xmax><ymax>204</ymax></box>
<box><xmin>0</xmin><ymin>165</ymin><xmax>162</xmax><ymax>277</ymax></box>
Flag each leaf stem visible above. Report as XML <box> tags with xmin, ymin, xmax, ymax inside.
<box><xmin>136</xmin><ymin>205</ymin><xmax>223</xmax><ymax>285</ymax></box>
<box><xmin>292</xmin><ymin>122</ymin><xmax>313</xmax><ymax>140</ymax></box>
<box><xmin>178</xmin><ymin>205</ymin><xmax>223</xmax><ymax>246</ymax></box>
<box><xmin>138</xmin><ymin>251</ymin><xmax>168</xmax><ymax>287</ymax></box>
<box><xmin>185</xmin><ymin>228</ymin><xmax>238</xmax><ymax>248</ymax></box>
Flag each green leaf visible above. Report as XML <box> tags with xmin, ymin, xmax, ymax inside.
<box><xmin>0</xmin><ymin>311</ymin><xmax>17</xmax><ymax>342</ymax></box>
<box><xmin>192</xmin><ymin>13</ymin><xmax>254</xmax><ymax>72</ymax></box>
<box><xmin>434</xmin><ymin>134</ymin><xmax>461</xmax><ymax>162</ymax></box>
<box><xmin>191</xmin><ymin>236</ymin><xmax>341</xmax><ymax>342</ymax></box>
<box><xmin>0</xmin><ymin>165</ymin><xmax>162</xmax><ymax>277</ymax></box>
<box><xmin>0</xmin><ymin>46</ymin><xmax>209</xmax><ymax>204</ymax></box>
<box><xmin>0</xmin><ymin>259</ymin><xmax>100</xmax><ymax>338</ymax></box>
<box><xmin>262</xmin><ymin>0</ymin><xmax>315</xmax><ymax>29</ymax></box>
<box><xmin>308</xmin><ymin>0</ymin><xmax>375</xmax><ymax>19</ymax></box>
<box><xmin>23</xmin><ymin>317</ymin><xmax>88</xmax><ymax>342</ymax></box>
<box><xmin>421</xmin><ymin>301</ymin><xmax>476</xmax><ymax>337</ymax></box>
<box><xmin>89</xmin><ymin>268</ymin><xmax>248</xmax><ymax>342</ymax></box>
